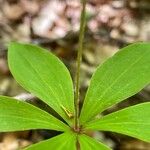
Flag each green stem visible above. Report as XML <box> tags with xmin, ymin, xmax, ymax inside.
<box><xmin>75</xmin><ymin>0</ymin><xmax>87</xmax><ymax>130</ymax></box>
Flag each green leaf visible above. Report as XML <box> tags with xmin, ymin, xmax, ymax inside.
<box><xmin>0</xmin><ymin>96</ymin><xmax>69</xmax><ymax>132</ymax></box>
<box><xmin>8</xmin><ymin>42</ymin><xmax>75</xmax><ymax>125</ymax></box>
<box><xmin>84</xmin><ymin>102</ymin><xmax>150</xmax><ymax>142</ymax></box>
<box><xmin>78</xmin><ymin>134</ymin><xmax>111</xmax><ymax>150</ymax></box>
<box><xmin>80</xmin><ymin>43</ymin><xmax>150</xmax><ymax>124</ymax></box>
<box><xmin>25</xmin><ymin>132</ymin><xmax>77</xmax><ymax>150</ymax></box>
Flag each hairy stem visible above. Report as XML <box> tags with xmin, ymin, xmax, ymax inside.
<box><xmin>74</xmin><ymin>0</ymin><xmax>87</xmax><ymax>130</ymax></box>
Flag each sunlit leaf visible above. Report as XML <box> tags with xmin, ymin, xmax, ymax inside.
<box><xmin>0</xmin><ymin>96</ymin><xmax>69</xmax><ymax>132</ymax></box>
<box><xmin>80</xmin><ymin>43</ymin><xmax>150</xmax><ymax>124</ymax></box>
<box><xmin>8</xmin><ymin>42</ymin><xmax>75</xmax><ymax>125</ymax></box>
<box><xmin>25</xmin><ymin>132</ymin><xmax>77</xmax><ymax>150</ymax></box>
<box><xmin>84</xmin><ymin>102</ymin><xmax>150</xmax><ymax>142</ymax></box>
<box><xmin>78</xmin><ymin>134</ymin><xmax>111</xmax><ymax>150</ymax></box>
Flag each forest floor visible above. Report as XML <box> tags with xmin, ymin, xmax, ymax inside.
<box><xmin>0</xmin><ymin>0</ymin><xmax>150</xmax><ymax>149</ymax></box>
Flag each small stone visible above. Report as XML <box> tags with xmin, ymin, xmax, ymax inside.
<box><xmin>112</xmin><ymin>0</ymin><xmax>125</xmax><ymax>9</ymax></box>
<box><xmin>84</xmin><ymin>50</ymin><xmax>97</xmax><ymax>65</ymax></box>
<box><xmin>110</xmin><ymin>29</ymin><xmax>121</xmax><ymax>39</ymax></box>
<box><xmin>122</xmin><ymin>22</ymin><xmax>139</xmax><ymax>37</ymax></box>
<box><xmin>3</xmin><ymin>2</ymin><xmax>25</xmax><ymax>20</ymax></box>
<box><xmin>0</xmin><ymin>78</ymin><xmax>10</xmax><ymax>95</ymax></box>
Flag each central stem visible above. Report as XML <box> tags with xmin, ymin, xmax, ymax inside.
<box><xmin>74</xmin><ymin>0</ymin><xmax>87</xmax><ymax>130</ymax></box>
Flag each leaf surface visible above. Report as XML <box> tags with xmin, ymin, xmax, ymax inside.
<box><xmin>79</xmin><ymin>134</ymin><xmax>111</xmax><ymax>150</ymax></box>
<box><xmin>0</xmin><ymin>96</ymin><xmax>69</xmax><ymax>132</ymax></box>
<box><xmin>25</xmin><ymin>132</ymin><xmax>77</xmax><ymax>150</ymax></box>
<box><xmin>85</xmin><ymin>102</ymin><xmax>150</xmax><ymax>142</ymax></box>
<box><xmin>8</xmin><ymin>42</ymin><xmax>75</xmax><ymax>125</ymax></box>
<box><xmin>80</xmin><ymin>43</ymin><xmax>150</xmax><ymax>124</ymax></box>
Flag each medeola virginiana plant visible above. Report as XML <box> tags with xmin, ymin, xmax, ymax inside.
<box><xmin>1</xmin><ymin>0</ymin><xmax>150</xmax><ymax>150</ymax></box>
